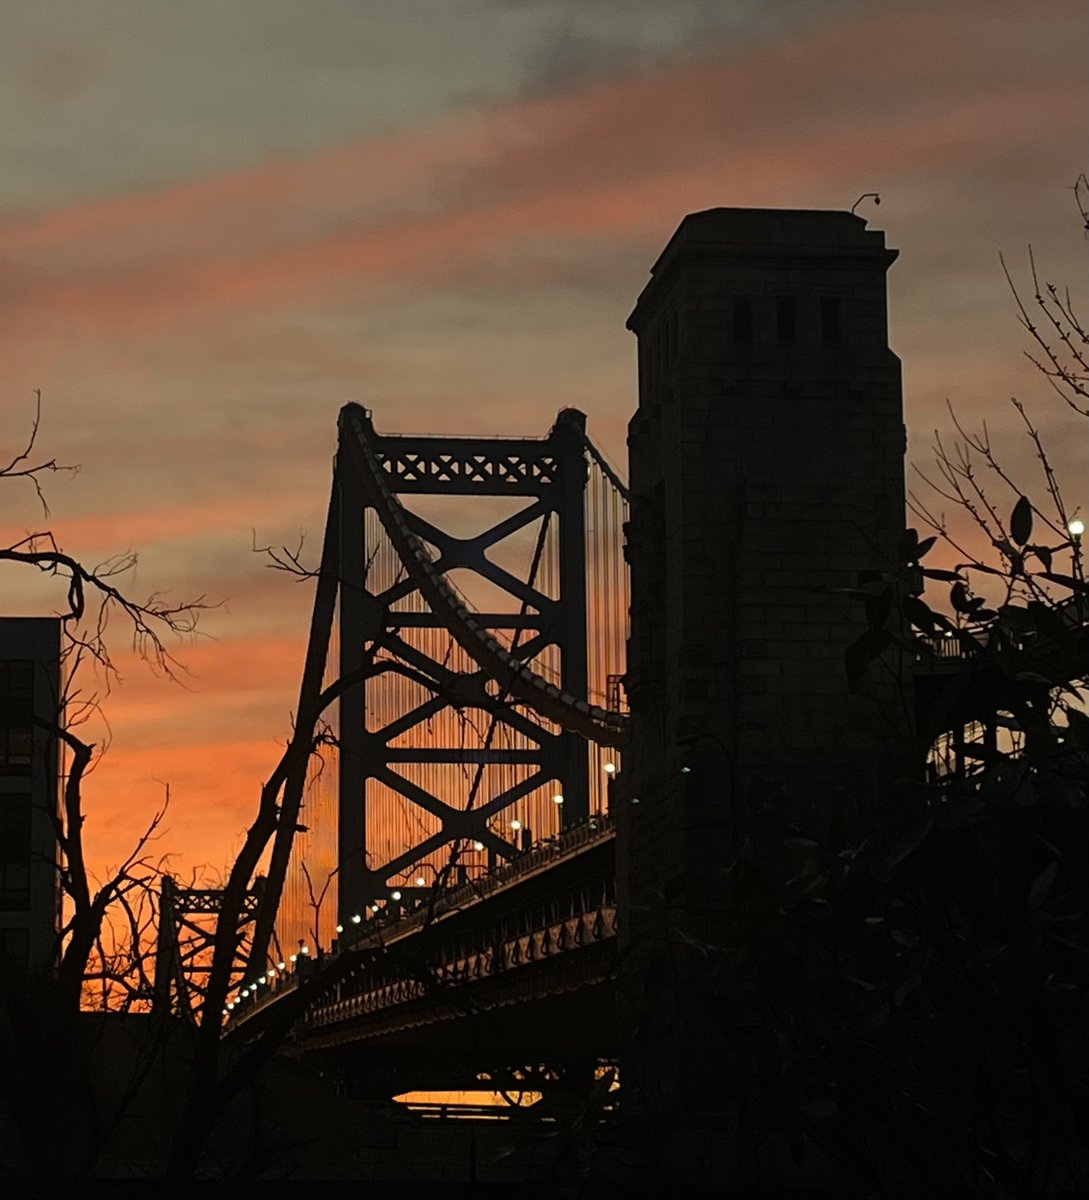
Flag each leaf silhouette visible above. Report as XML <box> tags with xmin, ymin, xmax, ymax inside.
<box><xmin>884</xmin><ymin>815</ymin><xmax>933</xmax><ymax>871</ymax></box>
<box><xmin>1027</xmin><ymin>861</ymin><xmax>1058</xmax><ymax>911</ymax></box>
<box><xmin>1010</xmin><ymin>495</ymin><xmax>1033</xmax><ymax>547</ymax></box>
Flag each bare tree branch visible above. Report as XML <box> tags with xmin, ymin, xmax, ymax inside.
<box><xmin>0</xmin><ymin>389</ymin><xmax>79</xmax><ymax>515</ymax></box>
<box><xmin>0</xmin><ymin>534</ymin><xmax>213</xmax><ymax>683</ymax></box>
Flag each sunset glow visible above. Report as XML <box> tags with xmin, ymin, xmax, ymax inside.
<box><xmin>0</xmin><ymin>0</ymin><xmax>1084</xmax><ymax>888</ymax></box>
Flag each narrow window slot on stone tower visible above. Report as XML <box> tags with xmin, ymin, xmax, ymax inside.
<box><xmin>821</xmin><ymin>296</ymin><xmax>842</xmax><ymax>345</ymax></box>
<box><xmin>732</xmin><ymin>297</ymin><xmax>754</xmax><ymax>345</ymax></box>
<box><xmin>776</xmin><ymin>295</ymin><xmax>797</xmax><ymax>344</ymax></box>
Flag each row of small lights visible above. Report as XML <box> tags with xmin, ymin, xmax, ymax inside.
<box><xmin>223</xmin><ymin>762</ymin><xmax>624</xmax><ymax>1018</ymax></box>
<box><xmin>225</xmin><ymin>951</ymin><xmax>310</xmax><ymax>1016</ymax></box>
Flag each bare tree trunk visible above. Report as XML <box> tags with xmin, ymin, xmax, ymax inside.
<box><xmin>249</xmin><ymin>482</ymin><xmax>340</xmax><ymax>975</ymax></box>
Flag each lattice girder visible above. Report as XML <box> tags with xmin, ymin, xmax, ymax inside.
<box><xmin>376</xmin><ymin>442</ymin><xmax>559</xmax><ymax>495</ymax></box>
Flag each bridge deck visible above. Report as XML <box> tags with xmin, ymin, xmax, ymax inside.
<box><xmin>227</xmin><ymin>817</ymin><xmax>618</xmax><ymax>1092</ymax></box>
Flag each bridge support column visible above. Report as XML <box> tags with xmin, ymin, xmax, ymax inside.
<box><xmin>616</xmin><ymin>209</ymin><xmax>915</xmax><ymax>1170</ymax></box>
<box><xmin>554</xmin><ymin>408</ymin><xmax>591</xmax><ymax>827</ymax></box>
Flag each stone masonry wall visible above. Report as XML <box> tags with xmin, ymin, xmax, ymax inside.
<box><xmin>616</xmin><ymin>209</ymin><xmax>914</xmax><ymax>1124</ymax></box>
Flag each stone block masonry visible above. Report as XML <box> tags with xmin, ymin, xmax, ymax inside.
<box><xmin>616</xmin><ymin>208</ymin><xmax>915</xmax><ymax>1135</ymax></box>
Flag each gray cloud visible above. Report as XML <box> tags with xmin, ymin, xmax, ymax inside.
<box><xmin>0</xmin><ymin>0</ymin><xmax>870</xmax><ymax>209</ymax></box>
<box><xmin>477</xmin><ymin>0</ymin><xmax>873</xmax><ymax>96</ymax></box>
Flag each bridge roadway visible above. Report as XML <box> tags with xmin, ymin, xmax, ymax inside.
<box><xmin>227</xmin><ymin>815</ymin><xmax>618</xmax><ymax>1096</ymax></box>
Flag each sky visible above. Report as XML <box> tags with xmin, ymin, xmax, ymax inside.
<box><xmin>0</xmin><ymin>0</ymin><xmax>1085</xmax><ymax>882</ymax></box>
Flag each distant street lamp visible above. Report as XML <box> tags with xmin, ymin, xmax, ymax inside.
<box><xmin>1070</xmin><ymin>518</ymin><xmax>1084</xmax><ymax>570</ymax></box>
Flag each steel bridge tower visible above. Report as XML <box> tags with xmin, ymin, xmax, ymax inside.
<box><xmin>335</xmin><ymin>408</ymin><xmax>596</xmax><ymax>922</ymax></box>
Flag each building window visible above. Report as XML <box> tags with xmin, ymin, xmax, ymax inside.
<box><xmin>0</xmin><ymin>927</ymin><xmax>29</xmax><ymax>982</ymax></box>
<box><xmin>821</xmin><ymin>297</ymin><xmax>842</xmax><ymax>345</ymax></box>
<box><xmin>0</xmin><ymin>792</ymin><xmax>32</xmax><ymax>911</ymax></box>
<box><xmin>0</xmin><ymin>660</ymin><xmax>34</xmax><ymax>776</ymax></box>
<box><xmin>776</xmin><ymin>295</ymin><xmax>796</xmax><ymax>344</ymax></box>
<box><xmin>732</xmin><ymin>297</ymin><xmax>754</xmax><ymax>346</ymax></box>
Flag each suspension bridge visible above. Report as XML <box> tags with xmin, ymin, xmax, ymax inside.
<box><xmin>149</xmin><ymin>207</ymin><xmax>1081</xmax><ymax>1116</ymax></box>
<box><xmin>160</xmin><ymin>400</ymin><xmax>635</xmax><ymax>1092</ymax></box>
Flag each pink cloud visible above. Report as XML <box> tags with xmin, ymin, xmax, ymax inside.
<box><xmin>19</xmin><ymin>492</ymin><xmax>304</xmax><ymax>552</ymax></box>
<box><xmin>73</xmin><ymin>633</ymin><xmax>316</xmax><ymax>871</ymax></box>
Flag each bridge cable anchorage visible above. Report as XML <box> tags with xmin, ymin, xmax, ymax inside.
<box><xmin>340</xmin><ymin>405</ymin><xmax>628</xmax><ymax>748</ymax></box>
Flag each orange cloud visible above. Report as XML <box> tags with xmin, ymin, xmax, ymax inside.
<box><xmin>73</xmin><ymin>631</ymin><xmax>317</xmax><ymax>873</ymax></box>
<box><xmin>13</xmin><ymin>492</ymin><xmax>305</xmax><ymax>553</ymax></box>
<box><xmin>81</xmin><ymin>735</ymin><xmax>281</xmax><ymax>877</ymax></box>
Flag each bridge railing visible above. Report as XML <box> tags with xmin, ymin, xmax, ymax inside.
<box><xmin>224</xmin><ymin>812</ymin><xmax>616</xmax><ymax>1029</ymax></box>
<box><xmin>915</xmin><ymin>633</ymin><xmax>972</xmax><ymax>661</ymax></box>
<box><xmin>338</xmin><ymin>811</ymin><xmax>616</xmax><ymax>950</ymax></box>
<box><xmin>915</xmin><ymin>596</ymin><xmax>1088</xmax><ymax>667</ymax></box>
<box><xmin>305</xmin><ymin>873</ymin><xmax>617</xmax><ymax>1032</ymax></box>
